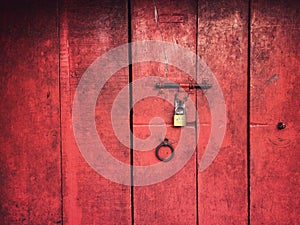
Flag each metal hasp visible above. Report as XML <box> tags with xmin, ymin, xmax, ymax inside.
<box><xmin>156</xmin><ymin>81</ymin><xmax>212</xmax><ymax>127</ymax></box>
<box><xmin>155</xmin><ymin>82</ymin><xmax>212</xmax><ymax>90</ymax></box>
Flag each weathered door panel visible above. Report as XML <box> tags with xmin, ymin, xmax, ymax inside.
<box><xmin>0</xmin><ymin>0</ymin><xmax>61</xmax><ymax>224</ymax></box>
<box><xmin>59</xmin><ymin>0</ymin><xmax>131</xmax><ymax>224</ymax></box>
<box><xmin>198</xmin><ymin>1</ymin><xmax>248</xmax><ymax>224</ymax></box>
<box><xmin>131</xmin><ymin>0</ymin><xmax>198</xmax><ymax>224</ymax></box>
<box><xmin>250</xmin><ymin>1</ymin><xmax>300</xmax><ymax>224</ymax></box>
<box><xmin>197</xmin><ymin>1</ymin><xmax>249</xmax><ymax>224</ymax></box>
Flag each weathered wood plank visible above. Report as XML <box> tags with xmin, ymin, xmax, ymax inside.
<box><xmin>197</xmin><ymin>0</ymin><xmax>249</xmax><ymax>224</ymax></box>
<box><xmin>59</xmin><ymin>0</ymin><xmax>131</xmax><ymax>224</ymax></box>
<box><xmin>0</xmin><ymin>0</ymin><xmax>61</xmax><ymax>224</ymax></box>
<box><xmin>131</xmin><ymin>0</ymin><xmax>198</xmax><ymax>224</ymax></box>
<box><xmin>250</xmin><ymin>0</ymin><xmax>300</xmax><ymax>223</ymax></box>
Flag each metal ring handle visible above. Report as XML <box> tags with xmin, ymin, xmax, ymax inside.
<box><xmin>155</xmin><ymin>138</ymin><xmax>174</xmax><ymax>162</ymax></box>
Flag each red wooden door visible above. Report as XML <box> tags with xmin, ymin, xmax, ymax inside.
<box><xmin>0</xmin><ymin>0</ymin><xmax>299</xmax><ymax>224</ymax></box>
<box><xmin>131</xmin><ymin>0</ymin><xmax>248</xmax><ymax>224</ymax></box>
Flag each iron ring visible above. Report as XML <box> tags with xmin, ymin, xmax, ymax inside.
<box><xmin>155</xmin><ymin>138</ymin><xmax>174</xmax><ymax>162</ymax></box>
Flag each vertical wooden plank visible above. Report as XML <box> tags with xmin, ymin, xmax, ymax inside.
<box><xmin>131</xmin><ymin>0</ymin><xmax>198</xmax><ymax>224</ymax></box>
<box><xmin>0</xmin><ymin>0</ymin><xmax>62</xmax><ymax>224</ymax></box>
<box><xmin>250</xmin><ymin>0</ymin><xmax>300</xmax><ymax>224</ymax></box>
<box><xmin>197</xmin><ymin>0</ymin><xmax>249</xmax><ymax>224</ymax></box>
<box><xmin>59</xmin><ymin>0</ymin><xmax>131</xmax><ymax>224</ymax></box>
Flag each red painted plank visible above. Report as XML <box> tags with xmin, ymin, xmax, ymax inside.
<box><xmin>197</xmin><ymin>1</ymin><xmax>249</xmax><ymax>224</ymax></box>
<box><xmin>131</xmin><ymin>0</ymin><xmax>198</xmax><ymax>224</ymax></box>
<box><xmin>59</xmin><ymin>0</ymin><xmax>131</xmax><ymax>224</ymax></box>
<box><xmin>0</xmin><ymin>1</ymin><xmax>62</xmax><ymax>224</ymax></box>
<box><xmin>250</xmin><ymin>1</ymin><xmax>300</xmax><ymax>224</ymax></box>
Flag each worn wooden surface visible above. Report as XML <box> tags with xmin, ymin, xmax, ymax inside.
<box><xmin>0</xmin><ymin>0</ymin><xmax>299</xmax><ymax>224</ymax></box>
<box><xmin>59</xmin><ymin>0</ymin><xmax>131</xmax><ymax>224</ymax></box>
<box><xmin>197</xmin><ymin>1</ymin><xmax>249</xmax><ymax>224</ymax></box>
<box><xmin>131</xmin><ymin>0</ymin><xmax>198</xmax><ymax>224</ymax></box>
<box><xmin>250</xmin><ymin>0</ymin><xmax>300</xmax><ymax>224</ymax></box>
<box><xmin>0</xmin><ymin>0</ymin><xmax>62</xmax><ymax>224</ymax></box>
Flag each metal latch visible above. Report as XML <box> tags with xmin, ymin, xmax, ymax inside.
<box><xmin>155</xmin><ymin>82</ymin><xmax>212</xmax><ymax>90</ymax></box>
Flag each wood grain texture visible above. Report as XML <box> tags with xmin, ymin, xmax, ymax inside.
<box><xmin>1</xmin><ymin>1</ymin><xmax>299</xmax><ymax>224</ymax></box>
<box><xmin>59</xmin><ymin>0</ymin><xmax>131</xmax><ymax>224</ymax></box>
<box><xmin>0</xmin><ymin>0</ymin><xmax>61</xmax><ymax>224</ymax></box>
<box><xmin>197</xmin><ymin>0</ymin><xmax>249</xmax><ymax>224</ymax></box>
<box><xmin>131</xmin><ymin>0</ymin><xmax>198</xmax><ymax>224</ymax></box>
<box><xmin>250</xmin><ymin>0</ymin><xmax>300</xmax><ymax>224</ymax></box>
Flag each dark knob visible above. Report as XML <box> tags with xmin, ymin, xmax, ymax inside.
<box><xmin>277</xmin><ymin>122</ymin><xmax>286</xmax><ymax>130</ymax></box>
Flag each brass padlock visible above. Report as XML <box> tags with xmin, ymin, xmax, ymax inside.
<box><xmin>173</xmin><ymin>96</ymin><xmax>186</xmax><ymax>127</ymax></box>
